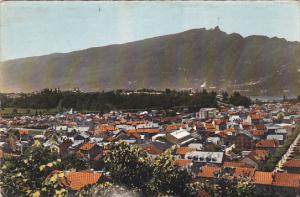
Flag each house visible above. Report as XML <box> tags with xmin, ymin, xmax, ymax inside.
<box><xmin>61</xmin><ymin>171</ymin><xmax>102</xmax><ymax>192</ymax></box>
<box><xmin>142</xmin><ymin>141</ymin><xmax>172</xmax><ymax>158</ymax></box>
<box><xmin>267</xmin><ymin>135</ymin><xmax>284</xmax><ymax>145</ymax></box>
<box><xmin>197</xmin><ymin>108</ymin><xmax>218</xmax><ymax>120</ymax></box>
<box><xmin>282</xmin><ymin>159</ymin><xmax>300</xmax><ymax>173</ymax></box>
<box><xmin>271</xmin><ymin>172</ymin><xmax>300</xmax><ymax>196</ymax></box>
<box><xmin>256</xmin><ymin>139</ymin><xmax>279</xmax><ymax>154</ymax></box>
<box><xmin>166</xmin><ymin>129</ymin><xmax>194</xmax><ymax>145</ymax></box>
<box><xmin>232</xmin><ymin>167</ymin><xmax>256</xmax><ymax>179</ymax></box>
<box><xmin>74</xmin><ymin>133</ymin><xmax>89</xmax><ymax>142</ymax></box>
<box><xmin>175</xmin><ymin>147</ymin><xmax>194</xmax><ymax>159</ymax></box>
<box><xmin>235</xmin><ymin>132</ymin><xmax>253</xmax><ymax>150</ymax></box>
<box><xmin>251</xmin><ymin>130</ymin><xmax>265</xmax><ymax>140</ymax></box>
<box><xmin>253</xmin><ymin>171</ymin><xmax>273</xmax><ymax>193</ymax></box>
<box><xmin>78</xmin><ymin>143</ymin><xmax>102</xmax><ymax>159</ymax></box>
<box><xmin>212</xmin><ymin>119</ymin><xmax>226</xmax><ymax>131</ymax></box>
<box><xmin>223</xmin><ymin>162</ymin><xmax>253</xmax><ymax>168</ymax></box>
<box><xmin>59</xmin><ymin>139</ymin><xmax>73</xmax><ymax>156</ymax></box>
<box><xmin>185</xmin><ymin>151</ymin><xmax>224</xmax><ymax>169</ymax></box>
<box><xmin>174</xmin><ymin>159</ymin><xmax>193</xmax><ymax>172</ymax></box>
<box><xmin>241</xmin><ymin>150</ymin><xmax>269</xmax><ymax>170</ymax></box>
<box><xmin>246</xmin><ymin>114</ymin><xmax>264</xmax><ymax>125</ymax></box>
<box><xmin>197</xmin><ymin>165</ymin><xmax>221</xmax><ymax>180</ymax></box>
<box><xmin>188</xmin><ymin>143</ymin><xmax>203</xmax><ymax>151</ymax></box>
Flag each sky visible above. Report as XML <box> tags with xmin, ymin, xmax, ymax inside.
<box><xmin>1</xmin><ymin>1</ymin><xmax>299</xmax><ymax>61</ymax></box>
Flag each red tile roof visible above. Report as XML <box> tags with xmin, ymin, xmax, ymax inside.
<box><xmin>165</xmin><ymin>124</ymin><xmax>179</xmax><ymax>132</ymax></box>
<box><xmin>233</xmin><ymin>167</ymin><xmax>256</xmax><ymax>178</ymax></box>
<box><xmin>174</xmin><ymin>159</ymin><xmax>192</xmax><ymax>167</ymax></box>
<box><xmin>175</xmin><ymin>147</ymin><xmax>193</xmax><ymax>155</ymax></box>
<box><xmin>62</xmin><ymin>171</ymin><xmax>102</xmax><ymax>191</ymax></box>
<box><xmin>127</xmin><ymin>128</ymin><xmax>160</xmax><ymax>134</ymax></box>
<box><xmin>205</xmin><ymin>123</ymin><xmax>215</xmax><ymax>130</ymax></box>
<box><xmin>272</xmin><ymin>173</ymin><xmax>300</xmax><ymax>188</ymax></box>
<box><xmin>251</xmin><ymin>130</ymin><xmax>265</xmax><ymax>136</ymax></box>
<box><xmin>19</xmin><ymin>130</ymin><xmax>29</xmax><ymax>135</ymax></box>
<box><xmin>223</xmin><ymin>162</ymin><xmax>252</xmax><ymax>168</ymax></box>
<box><xmin>143</xmin><ymin>145</ymin><xmax>162</xmax><ymax>155</ymax></box>
<box><xmin>283</xmin><ymin>159</ymin><xmax>300</xmax><ymax>168</ymax></box>
<box><xmin>253</xmin><ymin>171</ymin><xmax>273</xmax><ymax>185</ymax></box>
<box><xmin>79</xmin><ymin>143</ymin><xmax>96</xmax><ymax>151</ymax></box>
<box><xmin>256</xmin><ymin>139</ymin><xmax>279</xmax><ymax>148</ymax></box>
<box><xmin>250</xmin><ymin>114</ymin><xmax>263</xmax><ymax>120</ymax></box>
<box><xmin>255</xmin><ymin>124</ymin><xmax>266</xmax><ymax>130</ymax></box>
<box><xmin>94</xmin><ymin>124</ymin><xmax>116</xmax><ymax>134</ymax></box>
<box><xmin>198</xmin><ymin>166</ymin><xmax>221</xmax><ymax>178</ymax></box>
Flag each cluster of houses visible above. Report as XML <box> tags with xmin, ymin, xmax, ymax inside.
<box><xmin>1</xmin><ymin>101</ymin><xmax>300</xmax><ymax>195</ymax></box>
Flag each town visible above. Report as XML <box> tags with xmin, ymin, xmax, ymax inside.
<box><xmin>0</xmin><ymin>92</ymin><xmax>300</xmax><ymax>196</ymax></box>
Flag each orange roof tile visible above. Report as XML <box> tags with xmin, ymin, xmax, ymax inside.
<box><xmin>283</xmin><ymin>159</ymin><xmax>300</xmax><ymax>168</ymax></box>
<box><xmin>198</xmin><ymin>166</ymin><xmax>221</xmax><ymax>178</ymax></box>
<box><xmin>19</xmin><ymin>130</ymin><xmax>29</xmax><ymax>135</ymax></box>
<box><xmin>175</xmin><ymin>147</ymin><xmax>193</xmax><ymax>155</ymax></box>
<box><xmin>255</xmin><ymin>124</ymin><xmax>266</xmax><ymax>130</ymax></box>
<box><xmin>165</xmin><ymin>124</ymin><xmax>179</xmax><ymax>132</ymax></box>
<box><xmin>143</xmin><ymin>145</ymin><xmax>162</xmax><ymax>155</ymax></box>
<box><xmin>253</xmin><ymin>171</ymin><xmax>273</xmax><ymax>185</ymax></box>
<box><xmin>223</xmin><ymin>162</ymin><xmax>252</xmax><ymax>168</ymax></box>
<box><xmin>233</xmin><ymin>167</ymin><xmax>256</xmax><ymax>178</ymax></box>
<box><xmin>94</xmin><ymin>124</ymin><xmax>116</xmax><ymax>134</ymax></box>
<box><xmin>253</xmin><ymin>150</ymin><xmax>269</xmax><ymax>160</ymax></box>
<box><xmin>62</xmin><ymin>171</ymin><xmax>102</xmax><ymax>191</ymax></box>
<box><xmin>127</xmin><ymin>128</ymin><xmax>160</xmax><ymax>134</ymax></box>
<box><xmin>79</xmin><ymin>143</ymin><xmax>96</xmax><ymax>151</ymax></box>
<box><xmin>250</xmin><ymin>114</ymin><xmax>263</xmax><ymax>120</ymax></box>
<box><xmin>256</xmin><ymin>139</ymin><xmax>279</xmax><ymax>148</ymax></box>
<box><xmin>174</xmin><ymin>159</ymin><xmax>192</xmax><ymax>167</ymax></box>
<box><xmin>251</xmin><ymin>130</ymin><xmax>264</xmax><ymax>136</ymax></box>
<box><xmin>205</xmin><ymin>123</ymin><xmax>215</xmax><ymax>130</ymax></box>
<box><xmin>272</xmin><ymin>173</ymin><xmax>300</xmax><ymax>188</ymax></box>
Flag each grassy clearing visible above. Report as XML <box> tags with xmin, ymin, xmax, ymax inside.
<box><xmin>0</xmin><ymin>107</ymin><xmax>60</xmax><ymax>117</ymax></box>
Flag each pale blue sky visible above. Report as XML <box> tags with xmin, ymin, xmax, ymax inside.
<box><xmin>1</xmin><ymin>1</ymin><xmax>299</xmax><ymax>61</ymax></box>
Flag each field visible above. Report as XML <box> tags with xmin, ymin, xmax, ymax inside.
<box><xmin>0</xmin><ymin>107</ymin><xmax>60</xmax><ymax>117</ymax></box>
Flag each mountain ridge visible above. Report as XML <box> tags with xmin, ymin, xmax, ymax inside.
<box><xmin>1</xmin><ymin>27</ymin><xmax>300</xmax><ymax>95</ymax></box>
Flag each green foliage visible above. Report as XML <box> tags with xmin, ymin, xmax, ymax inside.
<box><xmin>103</xmin><ymin>141</ymin><xmax>153</xmax><ymax>190</ymax></box>
<box><xmin>150</xmin><ymin>149</ymin><xmax>196</xmax><ymax>196</ymax></box>
<box><xmin>0</xmin><ymin>142</ymin><xmax>87</xmax><ymax>196</ymax></box>
<box><xmin>1</xmin><ymin>89</ymin><xmax>217</xmax><ymax>112</ymax></box>
<box><xmin>60</xmin><ymin>153</ymin><xmax>88</xmax><ymax>171</ymax></box>
<box><xmin>229</xmin><ymin>92</ymin><xmax>251</xmax><ymax>107</ymax></box>
<box><xmin>209</xmin><ymin>172</ymin><xmax>255</xmax><ymax>197</ymax></box>
<box><xmin>103</xmin><ymin>141</ymin><xmax>198</xmax><ymax>196</ymax></box>
<box><xmin>264</xmin><ymin>125</ymin><xmax>300</xmax><ymax>171</ymax></box>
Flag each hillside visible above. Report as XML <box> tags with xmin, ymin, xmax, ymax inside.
<box><xmin>1</xmin><ymin>27</ymin><xmax>300</xmax><ymax>95</ymax></box>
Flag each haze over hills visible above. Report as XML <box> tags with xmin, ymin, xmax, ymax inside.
<box><xmin>1</xmin><ymin>27</ymin><xmax>300</xmax><ymax>95</ymax></box>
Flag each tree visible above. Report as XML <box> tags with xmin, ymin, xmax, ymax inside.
<box><xmin>101</xmin><ymin>142</ymin><xmax>203</xmax><ymax>196</ymax></box>
<box><xmin>229</xmin><ymin>92</ymin><xmax>251</xmax><ymax>107</ymax></box>
<box><xmin>0</xmin><ymin>141</ymin><xmax>87</xmax><ymax>196</ymax></box>
<box><xmin>208</xmin><ymin>170</ymin><xmax>255</xmax><ymax>197</ymax></box>
<box><xmin>150</xmin><ymin>149</ymin><xmax>197</xmax><ymax>196</ymax></box>
<box><xmin>103</xmin><ymin>141</ymin><xmax>153</xmax><ymax>190</ymax></box>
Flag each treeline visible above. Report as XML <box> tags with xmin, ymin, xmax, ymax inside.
<box><xmin>1</xmin><ymin>89</ymin><xmax>217</xmax><ymax>112</ymax></box>
<box><xmin>0</xmin><ymin>89</ymin><xmax>251</xmax><ymax>112</ymax></box>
